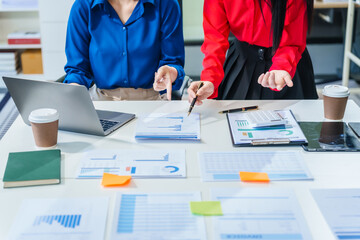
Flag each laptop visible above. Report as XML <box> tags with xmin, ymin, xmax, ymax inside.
<box><xmin>3</xmin><ymin>76</ymin><xmax>135</xmax><ymax>136</ymax></box>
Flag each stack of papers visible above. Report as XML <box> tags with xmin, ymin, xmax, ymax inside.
<box><xmin>77</xmin><ymin>149</ymin><xmax>186</xmax><ymax>179</ymax></box>
<box><xmin>135</xmin><ymin>113</ymin><xmax>200</xmax><ymax>140</ymax></box>
<box><xmin>0</xmin><ymin>51</ymin><xmax>20</xmax><ymax>76</ymax></box>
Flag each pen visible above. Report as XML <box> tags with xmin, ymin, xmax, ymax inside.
<box><xmin>187</xmin><ymin>81</ymin><xmax>204</xmax><ymax>116</ymax></box>
<box><xmin>218</xmin><ymin>105</ymin><xmax>258</xmax><ymax>114</ymax></box>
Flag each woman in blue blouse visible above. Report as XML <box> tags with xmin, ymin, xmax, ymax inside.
<box><xmin>64</xmin><ymin>0</ymin><xmax>185</xmax><ymax>100</ymax></box>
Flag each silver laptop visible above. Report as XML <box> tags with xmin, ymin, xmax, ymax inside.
<box><xmin>3</xmin><ymin>77</ymin><xmax>135</xmax><ymax>136</ymax></box>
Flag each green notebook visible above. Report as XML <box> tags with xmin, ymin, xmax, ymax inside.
<box><xmin>3</xmin><ymin>149</ymin><xmax>61</xmax><ymax>188</ymax></box>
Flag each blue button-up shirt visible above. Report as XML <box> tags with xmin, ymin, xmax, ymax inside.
<box><xmin>64</xmin><ymin>0</ymin><xmax>185</xmax><ymax>91</ymax></box>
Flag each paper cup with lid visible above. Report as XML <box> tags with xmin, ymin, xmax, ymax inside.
<box><xmin>322</xmin><ymin>85</ymin><xmax>350</xmax><ymax>120</ymax></box>
<box><xmin>28</xmin><ymin>108</ymin><xmax>59</xmax><ymax>148</ymax></box>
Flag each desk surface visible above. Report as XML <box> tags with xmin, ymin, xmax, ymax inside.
<box><xmin>1</xmin><ymin>100</ymin><xmax>360</xmax><ymax>240</ymax></box>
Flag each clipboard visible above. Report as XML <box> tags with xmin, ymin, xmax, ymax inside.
<box><xmin>226</xmin><ymin>110</ymin><xmax>307</xmax><ymax>147</ymax></box>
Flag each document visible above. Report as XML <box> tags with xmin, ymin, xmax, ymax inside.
<box><xmin>227</xmin><ymin>110</ymin><xmax>307</xmax><ymax>146</ymax></box>
<box><xmin>7</xmin><ymin>197</ymin><xmax>109</xmax><ymax>240</ymax></box>
<box><xmin>199</xmin><ymin>151</ymin><xmax>313</xmax><ymax>181</ymax></box>
<box><xmin>211</xmin><ymin>188</ymin><xmax>312</xmax><ymax>240</ymax></box>
<box><xmin>77</xmin><ymin>149</ymin><xmax>186</xmax><ymax>179</ymax></box>
<box><xmin>110</xmin><ymin>192</ymin><xmax>207</xmax><ymax>240</ymax></box>
<box><xmin>311</xmin><ymin>189</ymin><xmax>360</xmax><ymax>240</ymax></box>
<box><xmin>135</xmin><ymin>113</ymin><xmax>200</xmax><ymax>140</ymax></box>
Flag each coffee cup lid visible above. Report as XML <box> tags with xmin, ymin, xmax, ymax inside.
<box><xmin>28</xmin><ymin>108</ymin><xmax>59</xmax><ymax>123</ymax></box>
<box><xmin>323</xmin><ymin>85</ymin><xmax>350</xmax><ymax>98</ymax></box>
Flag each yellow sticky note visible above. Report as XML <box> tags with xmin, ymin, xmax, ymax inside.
<box><xmin>101</xmin><ymin>173</ymin><xmax>131</xmax><ymax>187</ymax></box>
<box><xmin>190</xmin><ymin>201</ymin><xmax>223</xmax><ymax>216</ymax></box>
<box><xmin>239</xmin><ymin>172</ymin><xmax>270</xmax><ymax>183</ymax></box>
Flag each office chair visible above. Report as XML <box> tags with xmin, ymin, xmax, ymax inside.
<box><xmin>56</xmin><ymin>75</ymin><xmax>192</xmax><ymax>100</ymax></box>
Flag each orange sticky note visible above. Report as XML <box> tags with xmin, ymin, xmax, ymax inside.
<box><xmin>239</xmin><ymin>172</ymin><xmax>270</xmax><ymax>183</ymax></box>
<box><xmin>101</xmin><ymin>173</ymin><xmax>131</xmax><ymax>187</ymax></box>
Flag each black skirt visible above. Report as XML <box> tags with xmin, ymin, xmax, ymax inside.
<box><xmin>217</xmin><ymin>39</ymin><xmax>318</xmax><ymax>100</ymax></box>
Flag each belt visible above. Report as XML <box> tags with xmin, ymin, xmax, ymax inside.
<box><xmin>235</xmin><ymin>40</ymin><xmax>273</xmax><ymax>61</ymax></box>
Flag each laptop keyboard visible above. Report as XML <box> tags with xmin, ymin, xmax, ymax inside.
<box><xmin>100</xmin><ymin>119</ymin><xmax>119</xmax><ymax>132</ymax></box>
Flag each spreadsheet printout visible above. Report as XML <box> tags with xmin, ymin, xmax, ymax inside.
<box><xmin>211</xmin><ymin>188</ymin><xmax>312</xmax><ymax>240</ymax></box>
<box><xmin>110</xmin><ymin>192</ymin><xmax>207</xmax><ymax>240</ymax></box>
<box><xmin>77</xmin><ymin>149</ymin><xmax>186</xmax><ymax>179</ymax></box>
<box><xmin>7</xmin><ymin>197</ymin><xmax>109</xmax><ymax>240</ymax></box>
<box><xmin>311</xmin><ymin>189</ymin><xmax>360</xmax><ymax>240</ymax></box>
<box><xmin>199</xmin><ymin>151</ymin><xmax>313</xmax><ymax>181</ymax></box>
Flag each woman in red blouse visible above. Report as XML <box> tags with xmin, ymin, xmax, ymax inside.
<box><xmin>188</xmin><ymin>0</ymin><xmax>318</xmax><ymax>103</ymax></box>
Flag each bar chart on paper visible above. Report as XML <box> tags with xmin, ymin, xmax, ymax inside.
<box><xmin>33</xmin><ymin>214</ymin><xmax>82</xmax><ymax>229</ymax></box>
<box><xmin>7</xmin><ymin>197</ymin><xmax>109</xmax><ymax>240</ymax></box>
<box><xmin>111</xmin><ymin>192</ymin><xmax>207</xmax><ymax>240</ymax></box>
<box><xmin>135</xmin><ymin>113</ymin><xmax>201</xmax><ymax>140</ymax></box>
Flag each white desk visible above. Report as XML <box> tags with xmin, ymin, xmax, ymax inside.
<box><xmin>1</xmin><ymin>100</ymin><xmax>360</xmax><ymax>240</ymax></box>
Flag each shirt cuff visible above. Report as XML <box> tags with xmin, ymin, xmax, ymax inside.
<box><xmin>167</xmin><ymin>64</ymin><xmax>184</xmax><ymax>91</ymax></box>
<box><xmin>64</xmin><ymin>73</ymin><xmax>93</xmax><ymax>89</ymax></box>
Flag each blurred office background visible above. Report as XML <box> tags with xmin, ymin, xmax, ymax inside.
<box><xmin>0</xmin><ymin>0</ymin><xmax>359</xmax><ymax>91</ymax></box>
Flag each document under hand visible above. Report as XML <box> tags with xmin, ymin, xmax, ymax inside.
<box><xmin>135</xmin><ymin>113</ymin><xmax>200</xmax><ymax>140</ymax></box>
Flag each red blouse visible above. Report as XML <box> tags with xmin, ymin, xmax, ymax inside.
<box><xmin>201</xmin><ymin>0</ymin><xmax>308</xmax><ymax>98</ymax></box>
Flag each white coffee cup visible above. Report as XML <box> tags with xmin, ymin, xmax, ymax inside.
<box><xmin>28</xmin><ymin>108</ymin><xmax>59</xmax><ymax>148</ymax></box>
<box><xmin>322</xmin><ymin>85</ymin><xmax>350</xmax><ymax>120</ymax></box>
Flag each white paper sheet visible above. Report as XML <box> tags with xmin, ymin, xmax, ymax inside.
<box><xmin>7</xmin><ymin>197</ymin><xmax>109</xmax><ymax>240</ymax></box>
<box><xmin>110</xmin><ymin>192</ymin><xmax>207</xmax><ymax>240</ymax></box>
<box><xmin>135</xmin><ymin>113</ymin><xmax>200</xmax><ymax>140</ymax></box>
<box><xmin>77</xmin><ymin>149</ymin><xmax>186</xmax><ymax>179</ymax></box>
<box><xmin>311</xmin><ymin>189</ymin><xmax>360</xmax><ymax>240</ymax></box>
<box><xmin>199</xmin><ymin>151</ymin><xmax>313</xmax><ymax>181</ymax></box>
<box><xmin>227</xmin><ymin>110</ymin><xmax>307</xmax><ymax>145</ymax></box>
<box><xmin>211</xmin><ymin>188</ymin><xmax>312</xmax><ymax>240</ymax></box>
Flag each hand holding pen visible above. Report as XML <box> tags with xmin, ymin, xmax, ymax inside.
<box><xmin>187</xmin><ymin>81</ymin><xmax>215</xmax><ymax>106</ymax></box>
<box><xmin>187</xmin><ymin>81</ymin><xmax>204</xmax><ymax>116</ymax></box>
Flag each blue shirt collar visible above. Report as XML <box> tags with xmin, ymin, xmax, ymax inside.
<box><xmin>91</xmin><ymin>0</ymin><xmax>155</xmax><ymax>9</ymax></box>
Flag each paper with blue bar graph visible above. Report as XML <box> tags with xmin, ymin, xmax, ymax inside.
<box><xmin>110</xmin><ymin>192</ymin><xmax>207</xmax><ymax>240</ymax></box>
<box><xmin>7</xmin><ymin>197</ymin><xmax>109</xmax><ymax>240</ymax></box>
<box><xmin>199</xmin><ymin>151</ymin><xmax>313</xmax><ymax>181</ymax></box>
<box><xmin>211</xmin><ymin>188</ymin><xmax>312</xmax><ymax>240</ymax></box>
<box><xmin>77</xmin><ymin>149</ymin><xmax>186</xmax><ymax>179</ymax></box>
<box><xmin>135</xmin><ymin>113</ymin><xmax>200</xmax><ymax>140</ymax></box>
<box><xmin>311</xmin><ymin>189</ymin><xmax>360</xmax><ymax>240</ymax></box>
<box><xmin>227</xmin><ymin>110</ymin><xmax>307</xmax><ymax>146</ymax></box>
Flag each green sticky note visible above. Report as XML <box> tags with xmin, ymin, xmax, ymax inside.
<box><xmin>190</xmin><ymin>201</ymin><xmax>223</xmax><ymax>216</ymax></box>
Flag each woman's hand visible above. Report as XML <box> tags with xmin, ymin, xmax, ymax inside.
<box><xmin>257</xmin><ymin>70</ymin><xmax>293</xmax><ymax>91</ymax></box>
<box><xmin>153</xmin><ymin>65</ymin><xmax>178</xmax><ymax>100</ymax></box>
<box><xmin>187</xmin><ymin>81</ymin><xmax>214</xmax><ymax>105</ymax></box>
